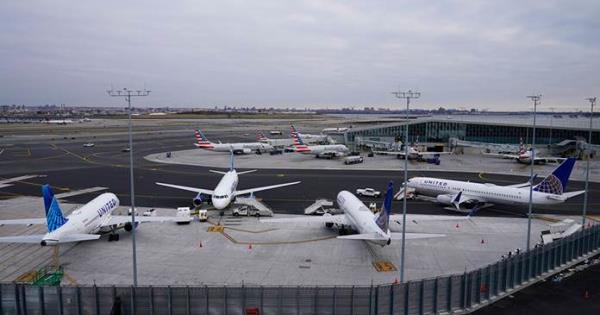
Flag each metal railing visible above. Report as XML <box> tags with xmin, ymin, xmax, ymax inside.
<box><xmin>2</xmin><ymin>224</ymin><xmax>599</xmax><ymax>315</ymax></box>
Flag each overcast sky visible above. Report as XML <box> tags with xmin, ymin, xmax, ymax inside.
<box><xmin>1</xmin><ymin>1</ymin><xmax>598</xmax><ymax>110</ymax></box>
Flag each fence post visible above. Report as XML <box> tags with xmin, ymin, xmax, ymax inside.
<box><xmin>332</xmin><ymin>286</ymin><xmax>336</xmax><ymax>315</ymax></box>
<box><xmin>404</xmin><ymin>283</ymin><xmax>409</xmax><ymax>315</ymax></box>
<box><xmin>313</xmin><ymin>286</ymin><xmax>318</xmax><ymax>315</ymax></box>
<box><xmin>57</xmin><ymin>285</ymin><xmax>63</xmax><ymax>315</ymax></box>
<box><xmin>368</xmin><ymin>285</ymin><xmax>372</xmax><ymax>315</ymax></box>
<box><xmin>94</xmin><ymin>285</ymin><xmax>99</xmax><ymax>315</ymax></box>
<box><xmin>168</xmin><ymin>286</ymin><xmax>172</xmax><ymax>315</ymax></box>
<box><xmin>389</xmin><ymin>285</ymin><xmax>394</xmax><ymax>315</ymax></box>
<box><xmin>205</xmin><ymin>286</ymin><xmax>208</xmax><ymax>315</ymax></box>
<box><xmin>432</xmin><ymin>278</ymin><xmax>438</xmax><ymax>314</ymax></box>
<box><xmin>39</xmin><ymin>286</ymin><xmax>45</xmax><ymax>315</ymax></box>
<box><xmin>446</xmin><ymin>276</ymin><xmax>452</xmax><ymax>312</ymax></box>
<box><xmin>130</xmin><ymin>285</ymin><xmax>135</xmax><ymax>315</ymax></box>
<box><xmin>150</xmin><ymin>286</ymin><xmax>154</xmax><ymax>315</ymax></box>
<box><xmin>419</xmin><ymin>281</ymin><xmax>425</xmax><ymax>315</ymax></box>
<box><xmin>186</xmin><ymin>286</ymin><xmax>190</xmax><ymax>315</ymax></box>
<box><xmin>76</xmin><ymin>286</ymin><xmax>82</xmax><ymax>315</ymax></box>
<box><xmin>461</xmin><ymin>272</ymin><xmax>467</xmax><ymax>310</ymax></box>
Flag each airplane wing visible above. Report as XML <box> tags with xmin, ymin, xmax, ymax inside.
<box><xmin>337</xmin><ymin>232</ymin><xmax>445</xmax><ymax>240</ymax></box>
<box><xmin>209</xmin><ymin>170</ymin><xmax>227</xmax><ymax>175</ymax></box>
<box><xmin>416</xmin><ymin>152</ymin><xmax>451</xmax><ymax>157</ymax></box>
<box><xmin>0</xmin><ymin>235</ymin><xmax>45</xmax><ymax>243</ymax></box>
<box><xmin>235</xmin><ymin>181</ymin><xmax>301</xmax><ymax>196</ymax></box>
<box><xmin>0</xmin><ymin>233</ymin><xmax>100</xmax><ymax>244</ymax></box>
<box><xmin>155</xmin><ymin>182</ymin><xmax>214</xmax><ymax>195</ymax></box>
<box><xmin>261</xmin><ymin>214</ymin><xmax>349</xmax><ymax>225</ymax></box>
<box><xmin>482</xmin><ymin>152</ymin><xmax>519</xmax><ymax>159</ymax></box>
<box><xmin>0</xmin><ymin>218</ymin><xmax>47</xmax><ymax>226</ymax></box>
<box><xmin>535</xmin><ymin>156</ymin><xmax>566</xmax><ymax>164</ymax></box>
<box><xmin>560</xmin><ymin>190</ymin><xmax>586</xmax><ymax>199</ymax></box>
<box><xmin>390</xmin><ymin>232</ymin><xmax>446</xmax><ymax>240</ymax></box>
<box><xmin>389</xmin><ymin>214</ymin><xmax>470</xmax><ymax>222</ymax></box>
<box><xmin>104</xmin><ymin>215</ymin><xmax>190</xmax><ymax>226</ymax></box>
<box><xmin>373</xmin><ymin>151</ymin><xmax>406</xmax><ymax>156</ymax></box>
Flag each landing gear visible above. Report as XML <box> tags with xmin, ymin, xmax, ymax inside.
<box><xmin>108</xmin><ymin>234</ymin><xmax>120</xmax><ymax>242</ymax></box>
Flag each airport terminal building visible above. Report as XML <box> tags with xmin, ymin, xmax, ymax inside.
<box><xmin>343</xmin><ymin>118</ymin><xmax>600</xmax><ymax>147</ymax></box>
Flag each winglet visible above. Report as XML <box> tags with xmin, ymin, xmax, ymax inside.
<box><xmin>42</xmin><ymin>184</ymin><xmax>68</xmax><ymax>232</ymax></box>
<box><xmin>452</xmin><ymin>191</ymin><xmax>462</xmax><ymax>211</ymax></box>
<box><xmin>375</xmin><ymin>181</ymin><xmax>394</xmax><ymax>232</ymax></box>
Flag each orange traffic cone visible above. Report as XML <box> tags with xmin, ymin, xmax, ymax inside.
<box><xmin>456</xmin><ymin>223</ymin><xmax>460</xmax><ymax>229</ymax></box>
<box><xmin>248</xmin><ymin>244</ymin><xmax>253</xmax><ymax>250</ymax></box>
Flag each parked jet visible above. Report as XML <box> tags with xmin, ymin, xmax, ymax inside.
<box><xmin>261</xmin><ymin>182</ymin><xmax>468</xmax><ymax>247</ymax></box>
<box><xmin>483</xmin><ymin>138</ymin><xmax>565</xmax><ymax>164</ymax></box>
<box><xmin>194</xmin><ymin>129</ymin><xmax>272</xmax><ymax>154</ymax></box>
<box><xmin>405</xmin><ymin>158</ymin><xmax>584</xmax><ymax>213</ymax></box>
<box><xmin>156</xmin><ymin>153</ymin><xmax>300</xmax><ymax>210</ymax></box>
<box><xmin>0</xmin><ymin>185</ymin><xmax>187</xmax><ymax>245</ymax></box>
<box><xmin>290</xmin><ymin>125</ymin><xmax>349</xmax><ymax>158</ymax></box>
<box><xmin>257</xmin><ymin>131</ymin><xmax>326</xmax><ymax>147</ymax></box>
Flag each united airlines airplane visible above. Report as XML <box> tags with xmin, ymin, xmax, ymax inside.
<box><xmin>262</xmin><ymin>182</ymin><xmax>467</xmax><ymax>247</ymax></box>
<box><xmin>194</xmin><ymin>129</ymin><xmax>272</xmax><ymax>154</ymax></box>
<box><xmin>0</xmin><ymin>185</ymin><xmax>187</xmax><ymax>246</ymax></box>
<box><xmin>406</xmin><ymin>158</ymin><xmax>584</xmax><ymax>213</ymax></box>
<box><xmin>156</xmin><ymin>153</ymin><xmax>300</xmax><ymax>210</ymax></box>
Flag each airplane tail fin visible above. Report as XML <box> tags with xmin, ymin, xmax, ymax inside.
<box><xmin>194</xmin><ymin>129</ymin><xmax>214</xmax><ymax>149</ymax></box>
<box><xmin>41</xmin><ymin>184</ymin><xmax>68</xmax><ymax>232</ymax></box>
<box><xmin>518</xmin><ymin>137</ymin><xmax>525</xmax><ymax>154</ymax></box>
<box><xmin>257</xmin><ymin>131</ymin><xmax>269</xmax><ymax>142</ymax></box>
<box><xmin>533</xmin><ymin>158</ymin><xmax>576</xmax><ymax>195</ymax></box>
<box><xmin>375</xmin><ymin>181</ymin><xmax>394</xmax><ymax>232</ymax></box>
<box><xmin>290</xmin><ymin>125</ymin><xmax>310</xmax><ymax>152</ymax></box>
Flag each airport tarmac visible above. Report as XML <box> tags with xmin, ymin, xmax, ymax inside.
<box><xmin>0</xmin><ymin>196</ymin><xmax>557</xmax><ymax>286</ymax></box>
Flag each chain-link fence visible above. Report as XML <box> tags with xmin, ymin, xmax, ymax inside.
<box><xmin>2</xmin><ymin>224</ymin><xmax>599</xmax><ymax>315</ymax></box>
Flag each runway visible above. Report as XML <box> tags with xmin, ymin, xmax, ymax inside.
<box><xmin>1</xmin><ymin>131</ymin><xmax>599</xmax><ymax>218</ymax></box>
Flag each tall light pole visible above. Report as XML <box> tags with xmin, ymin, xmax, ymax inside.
<box><xmin>107</xmin><ymin>88</ymin><xmax>151</xmax><ymax>286</ymax></box>
<box><xmin>582</xmin><ymin>97</ymin><xmax>596</xmax><ymax>227</ymax></box>
<box><xmin>549</xmin><ymin>107</ymin><xmax>554</xmax><ymax>145</ymax></box>
<box><xmin>526</xmin><ymin>94</ymin><xmax>541</xmax><ymax>251</ymax></box>
<box><xmin>392</xmin><ymin>89</ymin><xmax>420</xmax><ymax>283</ymax></box>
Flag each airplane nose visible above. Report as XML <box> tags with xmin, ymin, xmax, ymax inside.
<box><xmin>213</xmin><ymin>199</ymin><xmax>227</xmax><ymax>210</ymax></box>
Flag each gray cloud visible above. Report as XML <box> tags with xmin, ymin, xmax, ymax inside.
<box><xmin>0</xmin><ymin>0</ymin><xmax>598</xmax><ymax>110</ymax></box>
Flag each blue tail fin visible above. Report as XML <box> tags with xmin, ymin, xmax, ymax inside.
<box><xmin>375</xmin><ymin>181</ymin><xmax>394</xmax><ymax>232</ymax></box>
<box><xmin>42</xmin><ymin>184</ymin><xmax>68</xmax><ymax>232</ymax></box>
<box><xmin>533</xmin><ymin>158</ymin><xmax>576</xmax><ymax>195</ymax></box>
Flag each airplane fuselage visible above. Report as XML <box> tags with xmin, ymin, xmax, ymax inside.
<box><xmin>211</xmin><ymin>171</ymin><xmax>239</xmax><ymax>209</ymax></box>
<box><xmin>297</xmin><ymin>144</ymin><xmax>349</xmax><ymax>156</ymax></box>
<box><xmin>42</xmin><ymin>193</ymin><xmax>120</xmax><ymax>245</ymax></box>
<box><xmin>407</xmin><ymin>177</ymin><xmax>565</xmax><ymax>207</ymax></box>
<box><xmin>337</xmin><ymin>191</ymin><xmax>390</xmax><ymax>246</ymax></box>
<box><xmin>197</xmin><ymin>142</ymin><xmax>272</xmax><ymax>152</ymax></box>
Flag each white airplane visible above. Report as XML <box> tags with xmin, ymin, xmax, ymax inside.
<box><xmin>156</xmin><ymin>153</ymin><xmax>301</xmax><ymax>210</ymax></box>
<box><xmin>373</xmin><ymin>141</ymin><xmax>451</xmax><ymax>160</ymax></box>
<box><xmin>261</xmin><ymin>182</ymin><xmax>468</xmax><ymax>247</ymax></box>
<box><xmin>483</xmin><ymin>138</ymin><xmax>565</xmax><ymax>164</ymax></box>
<box><xmin>0</xmin><ymin>185</ymin><xmax>188</xmax><ymax>246</ymax></box>
<box><xmin>194</xmin><ymin>129</ymin><xmax>272</xmax><ymax>154</ymax></box>
<box><xmin>406</xmin><ymin>158</ymin><xmax>585</xmax><ymax>213</ymax></box>
<box><xmin>291</xmin><ymin>125</ymin><xmax>349</xmax><ymax>158</ymax></box>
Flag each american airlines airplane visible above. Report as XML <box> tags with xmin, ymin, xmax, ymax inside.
<box><xmin>290</xmin><ymin>125</ymin><xmax>349</xmax><ymax>158</ymax></box>
<box><xmin>194</xmin><ymin>129</ymin><xmax>272</xmax><ymax>154</ymax></box>
<box><xmin>0</xmin><ymin>185</ymin><xmax>187</xmax><ymax>246</ymax></box>
<box><xmin>156</xmin><ymin>153</ymin><xmax>300</xmax><ymax>209</ymax></box>
<box><xmin>374</xmin><ymin>145</ymin><xmax>451</xmax><ymax>160</ymax></box>
<box><xmin>483</xmin><ymin>138</ymin><xmax>565</xmax><ymax>164</ymax></box>
<box><xmin>262</xmin><ymin>182</ymin><xmax>466</xmax><ymax>247</ymax></box>
<box><xmin>406</xmin><ymin>158</ymin><xmax>585</xmax><ymax>213</ymax></box>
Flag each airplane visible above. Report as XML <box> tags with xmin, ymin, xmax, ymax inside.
<box><xmin>373</xmin><ymin>138</ymin><xmax>451</xmax><ymax>160</ymax></box>
<box><xmin>405</xmin><ymin>158</ymin><xmax>585</xmax><ymax>213</ymax></box>
<box><xmin>290</xmin><ymin>125</ymin><xmax>349</xmax><ymax>158</ymax></box>
<box><xmin>194</xmin><ymin>129</ymin><xmax>272</xmax><ymax>155</ymax></box>
<box><xmin>257</xmin><ymin>131</ymin><xmax>326</xmax><ymax>147</ymax></box>
<box><xmin>156</xmin><ymin>153</ymin><xmax>301</xmax><ymax>210</ymax></box>
<box><xmin>482</xmin><ymin>138</ymin><xmax>565</xmax><ymax>164</ymax></box>
<box><xmin>261</xmin><ymin>182</ymin><xmax>469</xmax><ymax>247</ymax></box>
<box><xmin>0</xmin><ymin>185</ymin><xmax>188</xmax><ymax>246</ymax></box>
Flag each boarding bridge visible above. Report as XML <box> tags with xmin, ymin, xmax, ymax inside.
<box><xmin>234</xmin><ymin>197</ymin><xmax>273</xmax><ymax>216</ymax></box>
<box><xmin>304</xmin><ymin>199</ymin><xmax>335</xmax><ymax>215</ymax></box>
<box><xmin>394</xmin><ymin>186</ymin><xmax>415</xmax><ymax>200</ymax></box>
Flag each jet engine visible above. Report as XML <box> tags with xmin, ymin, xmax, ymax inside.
<box><xmin>436</xmin><ymin>194</ymin><xmax>454</xmax><ymax>205</ymax></box>
<box><xmin>40</xmin><ymin>239</ymin><xmax>58</xmax><ymax>246</ymax></box>
<box><xmin>233</xmin><ymin>148</ymin><xmax>252</xmax><ymax>155</ymax></box>
<box><xmin>124</xmin><ymin>222</ymin><xmax>139</xmax><ymax>232</ymax></box>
